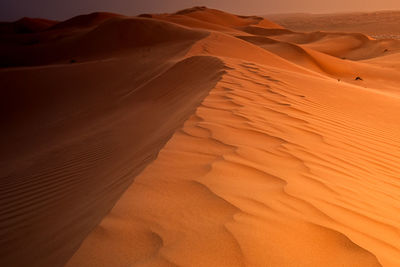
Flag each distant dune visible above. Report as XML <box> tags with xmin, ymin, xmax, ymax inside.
<box><xmin>1</xmin><ymin>6</ymin><xmax>400</xmax><ymax>267</ymax></box>
<box><xmin>0</xmin><ymin>17</ymin><xmax>58</xmax><ymax>34</ymax></box>
<box><xmin>266</xmin><ymin>11</ymin><xmax>400</xmax><ymax>39</ymax></box>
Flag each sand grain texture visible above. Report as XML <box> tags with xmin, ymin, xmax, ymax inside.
<box><xmin>1</xmin><ymin>6</ymin><xmax>400</xmax><ymax>267</ymax></box>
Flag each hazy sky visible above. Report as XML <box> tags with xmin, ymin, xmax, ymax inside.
<box><xmin>1</xmin><ymin>0</ymin><xmax>400</xmax><ymax>21</ymax></box>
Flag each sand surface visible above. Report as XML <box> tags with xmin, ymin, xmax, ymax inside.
<box><xmin>1</xmin><ymin>6</ymin><xmax>400</xmax><ymax>267</ymax></box>
<box><xmin>266</xmin><ymin>11</ymin><xmax>400</xmax><ymax>39</ymax></box>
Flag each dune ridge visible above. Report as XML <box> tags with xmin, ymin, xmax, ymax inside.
<box><xmin>0</xmin><ymin>15</ymin><xmax>226</xmax><ymax>267</ymax></box>
<box><xmin>67</xmin><ymin>54</ymin><xmax>400</xmax><ymax>267</ymax></box>
<box><xmin>0</xmin><ymin>17</ymin><xmax>58</xmax><ymax>34</ymax></box>
<box><xmin>1</xmin><ymin>6</ymin><xmax>400</xmax><ymax>267</ymax></box>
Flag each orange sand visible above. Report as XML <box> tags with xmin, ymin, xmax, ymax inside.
<box><xmin>1</xmin><ymin>6</ymin><xmax>400</xmax><ymax>267</ymax></box>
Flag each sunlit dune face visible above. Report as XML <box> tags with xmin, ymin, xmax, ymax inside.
<box><xmin>1</xmin><ymin>5</ymin><xmax>400</xmax><ymax>267</ymax></box>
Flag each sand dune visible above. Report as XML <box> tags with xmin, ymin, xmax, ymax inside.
<box><xmin>266</xmin><ymin>11</ymin><xmax>400</xmax><ymax>39</ymax></box>
<box><xmin>240</xmin><ymin>28</ymin><xmax>400</xmax><ymax>61</ymax></box>
<box><xmin>68</xmin><ymin>58</ymin><xmax>400</xmax><ymax>266</ymax></box>
<box><xmin>0</xmin><ymin>15</ymin><xmax>208</xmax><ymax>67</ymax></box>
<box><xmin>151</xmin><ymin>7</ymin><xmax>282</xmax><ymax>34</ymax></box>
<box><xmin>0</xmin><ymin>17</ymin><xmax>57</xmax><ymax>34</ymax></box>
<box><xmin>0</xmin><ymin>14</ymin><xmax>223</xmax><ymax>267</ymax></box>
<box><xmin>1</xmin><ymin>6</ymin><xmax>400</xmax><ymax>267</ymax></box>
<box><xmin>49</xmin><ymin>12</ymin><xmax>122</xmax><ymax>30</ymax></box>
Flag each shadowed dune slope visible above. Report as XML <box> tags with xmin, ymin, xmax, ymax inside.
<box><xmin>0</xmin><ymin>16</ymin><xmax>208</xmax><ymax>67</ymax></box>
<box><xmin>49</xmin><ymin>12</ymin><xmax>122</xmax><ymax>30</ymax></box>
<box><xmin>68</xmin><ymin>55</ymin><xmax>400</xmax><ymax>267</ymax></box>
<box><xmin>0</xmin><ymin>17</ymin><xmax>58</xmax><ymax>34</ymax></box>
<box><xmin>2</xmin><ymin>6</ymin><xmax>400</xmax><ymax>267</ymax></box>
<box><xmin>67</xmin><ymin>7</ymin><xmax>400</xmax><ymax>267</ymax></box>
<box><xmin>0</xmin><ymin>16</ymin><xmax>225</xmax><ymax>267</ymax></box>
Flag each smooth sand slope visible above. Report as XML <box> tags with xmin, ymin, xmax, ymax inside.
<box><xmin>1</xmin><ymin>6</ymin><xmax>400</xmax><ymax>267</ymax></box>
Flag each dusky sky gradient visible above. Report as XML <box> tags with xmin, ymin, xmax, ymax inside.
<box><xmin>1</xmin><ymin>0</ymin><xmax>400</xmax><ymax>21</ymax></box>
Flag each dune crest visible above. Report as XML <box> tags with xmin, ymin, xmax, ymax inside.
<box><xmin>1</xmin><ymin>6</ymin><xmax>400</xmax><ymax>267</ymax></box>
<box><xmin>49</xmin><ymin>12</ymin><xmax>122</xmax><ymax>30</ymax></box>
<box><xmin>0</xmin><ymin>15</ymin><xmax>224</xmax><ymax>267</ymax></box>
<box><xmin>0</xmin><ymin>17</ymin><xmax>57</xmax><ymax>34</ymax></box>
